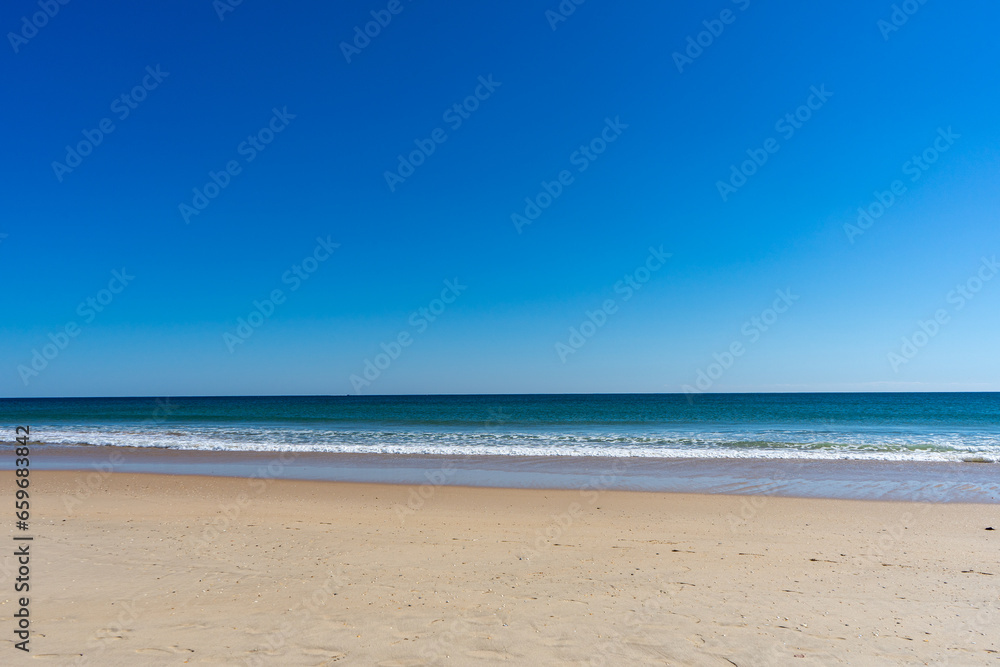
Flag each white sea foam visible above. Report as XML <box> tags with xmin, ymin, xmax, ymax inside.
<box><xmin>16</xmin><ymin>424</ymin><xmax>1000</xmax><ymax>463</ymax></box>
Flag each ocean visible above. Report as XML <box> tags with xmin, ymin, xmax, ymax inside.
<box><xmin>2</xmin><ymin>393</ymin><xmax>998</xmax><ymax>463</ymax></box>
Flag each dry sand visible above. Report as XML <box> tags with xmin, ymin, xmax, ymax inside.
<box><xmin>1</xmin><ymin>471</ymin><xmax>997</xmax><ymax>665</ymax></box>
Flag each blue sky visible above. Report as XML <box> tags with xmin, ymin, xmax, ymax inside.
<box><xmin>2</xmin><ymin>0</ymin><xmax>999</xmax><ymax>397</ymax></box>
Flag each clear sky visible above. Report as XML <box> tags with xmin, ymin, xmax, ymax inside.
<box><xmin>2</xmin><ymin>0</ymin><xmax>999</xmax><ymax>397</ymax></box>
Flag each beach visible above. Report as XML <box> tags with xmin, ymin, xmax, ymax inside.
<box><xmin>2</xmin><ymin>469</ymin><xmax>997</xmax><ymax>665</ymax></box>
<box><xmin>8</xmin><ymin>0</ymin><xmax>1000</xmax><ymax>661</ymax></box>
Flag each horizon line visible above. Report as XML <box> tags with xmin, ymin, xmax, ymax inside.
<box><xmin>3</xmin><ymin>390</ymin><xmax>999</xmax><ymax>400</ymax></box>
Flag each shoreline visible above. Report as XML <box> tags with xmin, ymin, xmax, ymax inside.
<box><xmin>5</xmin><ymin>443</ymin><xmax>999</xmax><ymax>503</ymax></box>
<box><xmin>2</xmin><ymin>471</ymin><xmax>997</xmax><ymax>664</ymax></box>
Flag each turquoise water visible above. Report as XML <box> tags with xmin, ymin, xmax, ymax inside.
<box><xmin>2</xmin><ymin>393</ymin><xmax>999</xmax><ymax>462</ymax></box>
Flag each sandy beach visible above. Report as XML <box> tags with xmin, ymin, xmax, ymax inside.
<box><xmin>1</xmin><ymin>470</ymin><xmax>997</xmax><ymax>665</ymax></box>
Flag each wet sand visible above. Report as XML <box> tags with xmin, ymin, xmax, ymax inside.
<box><xmin>16</xmin><ymin>444</ymin><xmax>1000</xmax><ymax>503</ymax></box>
<box><xmin>0</xmin><ymin>470</ymin><xmax>997</xmax><ymax>665</ymax></box>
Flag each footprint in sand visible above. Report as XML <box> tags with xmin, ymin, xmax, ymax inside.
<box><xmin>301</xmin><ymin>647</ymin><xmax>348</xmax><ymax>663</ymax></box>
<box><xmin>135</xmin><ymin>646</ymin><xmax>195</xmax><ymax>654</ymax></box>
